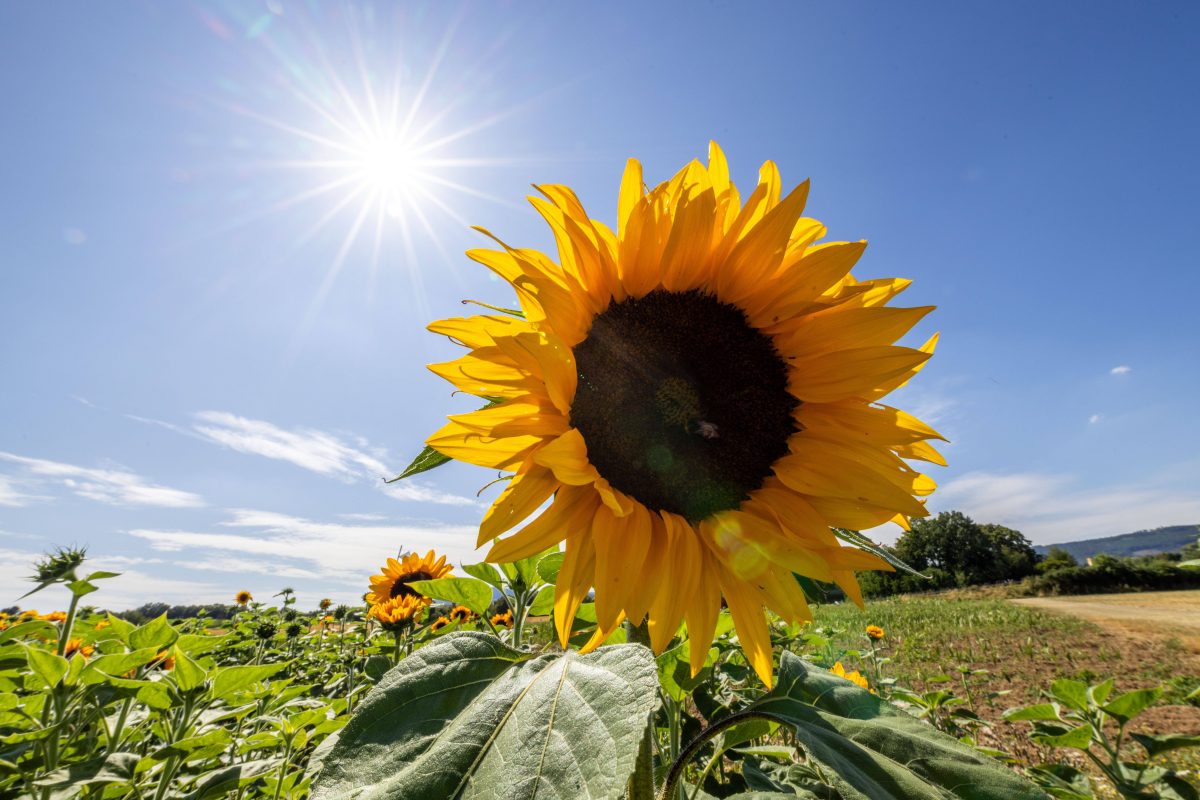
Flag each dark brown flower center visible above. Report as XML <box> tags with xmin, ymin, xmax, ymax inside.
<box><xmin>570</xmin><ymin>289</ymin><xmax>797</xmax><ymax>523</ymax></box>
<box><xmin>390</xmin><ymin>570</ymin><xmax>433</xmax><ymax>599</ymax></box>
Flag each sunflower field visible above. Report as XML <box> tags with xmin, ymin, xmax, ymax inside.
<box><xmin>4</xmin><ymin>145</ymin><xmax>1199</xmax><ymax>799</ymax></box>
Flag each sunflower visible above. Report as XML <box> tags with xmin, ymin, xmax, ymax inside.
<box><xmin>366</xmin><ymin>551</ymin><xmax>453</xmax><ymax>606</ymax></box>
<box><xmin>235</xmin><ymin>590</ymin><xmax>253</xmax><ymax>605</ymax></box>
<box><xmin>830</xmin><ymin>661</ymin><xmax>871</xmax><ymax>692</ymax></box>
<box><xmin>153</xmin><ymin>650</ymin><xmax>175</xmax><ymax>671</ymax></box>
<box><xmin>319</xmin><ymin>597</ymin><xmax>333</xmax><ymax>611</ymax></box>
<box><xmin>368</xmin><ymin>594</ymin><xmax>427</xmax><ymax>629</ymax></box>
<box><xmin>865</xmin><ymin>624</ymin><xmax>885</xmax><ymax>640</ymax></box>
<box><xmin>490</xmin><ymin>610</ymin><xmax>514</xmax><ymax>629</ymax></box>
<box><xmin>94</xmin><ymin>619</ymin><xmax>111</xmax><ymax>631</ymax></box>
<box><xmin>423</xmin><ymin>143</ymin><xmax>942</xmax><ymax>687</ymax></box>
<box><xmin>430</xmin><ymin>617</ymin><xmax>450</xmax><ymax>632</ymax></box>
<box><xmin>448</xmin><ymin>605</ymin><xmax>474</xmax><ymax>624</ymax></box>
<box><xmin>41</xmin><ymin>611</ymin><xmax>68</xmax><ymax>624</ymax></box>
<box><xmin>64</xmin><ymin>638</ymin><xmax>95</xmax><ymax>659</ymax></box>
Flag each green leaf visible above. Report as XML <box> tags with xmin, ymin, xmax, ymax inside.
<box><xmin>66</xmin><ymin>579</ymin><xmax>99</xmax><ymax>597</ymax></box>
<box><xmin>176</xmin><ymin>633</ymin><xmax>230</xmax><ymax>656</ymax></box>
<box><xmin>312</xmin><ymin>632</ymin><xmax>659</xmax><ymax>800</ymax></box>
<box><xmin>1087</xmin><ymin>678</ymin><xmax>1114</xmax><ymax>707</ymax></box>
<box><xmin>129</xmin><ymin>614</ymin><xmax>178</xmax><ymax>651</ymax></box>
<box><xmin>745</xmin><ymin>651</ymin><xmax>1044</xmax><ymax>799</ymax></box>
<box><xmin>102</xmin><ymin>613</ymin><xmax>136</xmax><ymax>643</ymax></box>
<box><xmin>24</xmin><ymin>646</ymin><xmax>69</xmax><ymax>689</ymax></box>
<box><xmin>1049</xmin><ymin>679</ymin><xmax>1090</xmax><ymax>712</ymax></box>
<box><xmin>460</xmin><ymin>562</ymin><xmax>505</xmax><ymax>590</ymax></box>
<box><xmin>527</xmin><ymin>585</ymin><xmax>554</xmax><ymax>617</ymax></box>
<box><xmin>178</xmin><ymin>758</ymin><xmax>278</xmax><ymax>800</ymax></box>
<box><xmin>84</xmin><ymin>570</ymin><xmax>121</xmax><ymax>581</ymax></box>
<box><xmin>33</xmin><ymin>752</ymin><xmax>140</xmax><ymax>789</ymax></box>
<box><xmin>387</xmin><ymin>445</ymin><xmax>450</xmax><ymax>482</ymax></box>
<box><xmin>406</xmin><ymin>577</ymin><xmax>494</xmax><ymax>616</ymax></box>
<box><xmin>510</xmin><ymin>546</ymin><xmax>556</xmax><ymax>588</ymax></box>
<box><xmin>1003</xmin><ymin>703</ymin><xmax>1061</xmax><ymax>722</ymax></box>
<box><xmin>211</xmin><ymin>662</ymin><xmax>289</xmax><ymax>701</ymax></box>
<box><xmin>0</xmin><ymin>620</ymin><xmax>59</xmax><ymax>644</ymax></box>
<box><xmin>170</xmin><ymin>648</ymin><xmax>209</xmax><ymax>692</ymax></box>
<box><xmin>831</xmin><ymin>528</ymin><xmax>927</xmax><ymax>578</ymax></box>
<box><xmin>1130</xmin><ymin>732</ymin><xmax>1200</xmax><ymax>757</ymax></box>
<box><xmin>1101</xmin><ymin>687</ymin><xmax>1161</xmax><ymax>724</ymax></box>
<box><xmin>657</xmin><ymin>641</ymin><xmax>716</xmax><ymax>703</ymax></box>
<box><xmin>81</xmin><ymin>647</ymin><xmax>161</xmax><ymax>684</ymax></box>
<box><xmin>536</xmin><ymin>551</ymin><xmax>565</xmax><ymax>584</ymax></box>
<box><xmin>102</xmin><ymin>675</ymin><xmax>173</xmax><ymax>710</ymax></box>
<box><xmin>1032</xmin><ymin>724</ymin><xmax>1094</xmax><ymax>750</ymax></box>
<box><xmin>152</xmin><ymin>730</ymin><xmax>232</xmax><ymax>761</ymax></box>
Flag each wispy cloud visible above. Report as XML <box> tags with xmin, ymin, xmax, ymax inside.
<box><xmin>931</xmin><ymin>470</ymin><xmax>1200</xmax><ymax>545</ymax></box>
<box><xmin>0</xmin><ymin>474</ymin><xmax>51</xmax><ymax>507</ymax></box>
<box><xmin>188</xmin><ymin>411</ymin><xmax>476</xmax><ymax>506</ymax></box>
<box><xmin>1088</xmin><ymin>413</ymin><xmax>1102</xmax><ymax>425</ymax></box>
<box><xmin>0</xmin><ymin>452</ymin><xmax>205</xmax><ymax>508</ymax></box>
<box><xmin>1110</xmin><ymin>365</ymin><xmax>1132</xmax><ymax>375</ymax></box>
<box><xmin>128</xmin><ymin>508</ymin><xmax>481</xmax><ymax>586</ymax></box>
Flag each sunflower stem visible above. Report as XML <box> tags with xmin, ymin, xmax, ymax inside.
<box><xmin>624</xmin><ymin>618</ymin><xmax>656</xmax><ymax>800</ymax></box>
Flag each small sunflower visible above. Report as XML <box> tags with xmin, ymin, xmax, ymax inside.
<box><xmin>490</xmin><ymin>610</ymin><xmax>514</xmax><ymax>629</ymax></box>
<box><xmin>830</xmin><ymin>661</ymin><xmax>870</xmax><ymax>691</ymax></box>
<box><xmin>430</xmin><ymin>617</ymin><xmax>450</xmax><ymax>632</ymax></box>
<box><xmin>94</xmin><ymin>619</ymin><xmax>111</xmax><ymax>631</ymax></box>
<box><xmin>64</xmin><ymin>638</ymin><xmax>95</xmax><ymax>659</ymax></box>
<box><xmin>235</xmin><ymin>590</ymin><xmax>253</xmax><ymax>605</ymax></box>
<box><xmin>369</xmin><ymin>595</ymin><xmax>427</xmax><ymax>629</ymax></box>
<box><xmin>319</xmin><ymin>598</ymin><xmax>333</xmax><ymax>611</ymax></box>
<box><xmin>422</xmin><ymin>144</ymin><xmax>942</xmax><ymax>686</ymax></box>
<box><xmin>0</xmin><ymin>620</ymin><xmax>8</xmax><ymax>632</ymax></box>
<box><xmin>448</xmin><ymin>605</ymin><xmax>474</xmax><ymax>624</ymax></box>
<box><xmin>41</xmin><ymin>611</ymin><xmax>68</xmax><ymax>624</ymax></box>
<box><xmin>154</xmin><ymin>650</ymin><xmax>175</xmax><ymax>671</ymax></box>
<box><xmin>865</xmin><ymin>624</ymin><xmax>885</xmax><ymax>640</ymax></box>
<box><xmin>366</xmin><ymin>550</ymin><xmax>453</xmax><ymax>606</ymax></box>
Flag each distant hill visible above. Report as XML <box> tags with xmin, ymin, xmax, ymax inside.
<box><xmin>1035</xmin><ymin>524</ymin><xmax>1199</xmax><ymax>562</ymax></box>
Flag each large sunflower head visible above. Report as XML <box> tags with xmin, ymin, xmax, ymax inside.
<box><xmin>366</xmin><ymin>550</ymin><xmax>453</xmax><ymax>606</ymax></box>
<box><xmin>424</xmin><ymin>143</ymin><xmax>943</xmax><ymax>687</ymax></box>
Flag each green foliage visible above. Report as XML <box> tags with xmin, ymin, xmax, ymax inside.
<box><xmin>1025</xmin><ymin>557</ymin><xmax>1200</xmax><ymax>596</ymax></box>
<box><xmin>312</xmin><ymin>633</ymin><xmax>659</xmax><ymax>800</ymax></box>
<box><xmin>1037</xmin><ymin>546</ymin><xmax>1079</xmax><ymax>574</ymax></box>
<box><xmin>1005</xmin><ymin>678</ymin><xmax>1200</xmax><ymax>798</ymax></box>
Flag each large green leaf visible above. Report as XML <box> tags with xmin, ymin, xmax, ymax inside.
<box><xmin>746</xmin><ymin>652</ymin><xmax>1045</xmax><ymax>800</ymax></box>
<box><xmin>406</xmin><ymin>577</ymin><xmax>494</xmax><ymax>615</ymax></box>
<box><xmin>312</xmin><ymin>632</ymin><xmax>658</xmax><ymax>800</ymax></box>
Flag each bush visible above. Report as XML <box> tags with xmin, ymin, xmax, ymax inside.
<box><xmin>1025</xmin><ymin>557</ymin><xmax>1200</xmax><ymax>596</ymax></box>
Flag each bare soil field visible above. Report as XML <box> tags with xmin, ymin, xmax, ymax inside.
<box><xmin>1012</xmin><ymin>589</ymin><xmax>1200</xmax><ymax>655</ymax></box>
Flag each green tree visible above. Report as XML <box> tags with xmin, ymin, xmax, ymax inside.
<box><xmin>1036</xmin><ymin>546</ymin><xmax>1078</xmax><ymax>574</ymax></box>
<box><xmin>979</xmin><ymin>523</ymin><xmax>1039</xmax><ymax>580</ymax></box>
<box><xmin>894</xmin><ymin>511</ymin><xmax>996</xmax><ymax>586</ymax></box>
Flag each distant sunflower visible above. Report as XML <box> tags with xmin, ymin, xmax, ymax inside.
<box><xmin>448</xmin><ymin>605</ymin><xmax>474</xmax><ymax>624</ymax></box>
<box><xmin>430</xmin><ymin>617</ymin><xmax>450</xmax><ymax>632</ymax></box>
<box><xmin>490</xmin><ymin>610</ymin><xmax>514</xmax><ymax>629</ymax></box>
<box><xmin>94</xmin><ymin>619</ymin><xmax>111</xmax><ymax>631</ymax></box>
<box><xmin>319</xmin><ymin>598</ymin><xmax>333</xmax><ymax>611</ymax></box>
<box><xmin>41</xmin><ymin>611</ymin><xmax>68</xmax><ymax>624</ymax></box>
<box><xmin>424</xmin><ymin>144</ymin><xmax>942</xmax><ymax>687</ymax></box>
<box><xmin>865</xmin><ymin>624</ymin><xmax>885</xmax><ymax>640</ymax></box>
<box><xmin>369</xmin><ymin>595</ymin><xmax>427</xmax><ymax>629</ymax></box>
<box><xmin>235</xmin><ymin>590</ymin><xmax>253</xmax><ymax>606</ymax></box>
<box><xmin>831</xmin><ymin>661</ymin><xmax>871</xmax><ymax>691</ymax></box>
<box><xmin>367</xmin><ymin>551</ymin><xmax>453</xmax><ymax>606</ymax></box>
<box><xmin>64</xmin><ymin>638</ymin><xmax>95</xmax><ymax>659</ymax></box>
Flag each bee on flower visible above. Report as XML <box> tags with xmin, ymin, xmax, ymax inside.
<box><xmin>865</xmin><ymin>625</ymin><xmax>885</xmax><ymax>640</ymax></box>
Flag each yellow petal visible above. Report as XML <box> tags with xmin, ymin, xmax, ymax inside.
<box><xmin>427</xmin><ymin>349</ymin><xmax>537</xmax><ymax>399</ymax></box>
<box><xmin>492</xmin><ymin>332</ymin><xmax>578</xmax><ymax>415</ymax></box>
<box><xmin>618</xmin><ymin>158</ymin><xmax>644</xmax><ymax>240</ymax></box>
<box><xmin>479</xmin><ymin>465</ymin><xmax>559</xmax><ymax>544</ymax></box>
<box><xmin>788</xmin><ymin>346</ymin><xmax>933</xmax><ymax>404</ymax></box>
<box><xmin>427</xmin><ymin>315</ymin><xmax>532</xmax><ymax>349</ymax></box>
<box><xmin>553</xmin><ymin>527</ymin><xmax>596</xmax><ymax>647</ymax></box>
<box><xmin>773</xmin><ymin>305</ymin><xmax>935</xmax><ymax>361</ymax></box>
<box><xmin>426</xmin><ymin>420</ymin><xmax>545</xmax><ymax>470</ymax></box>
<box><xmin>648</xmin><ymin>513</ymin><xmax>698</xmax><ymax>652</ymax></box>
<box><xmin>716</xmin><ymin>180</ymin><xmax>810</xmax><ymax>306</ymax></box>
<box><xmin>449</xmin><ymin>397</ymin><xmax>567</xmax><ymax>439</ymax></box>
<box><xmin>684</xmin><ymin>548</ymin><xmax>722</xmax><ymax>675</ymax></box>
<box><xmin>892</xmin><ymin>439</ymin><xmax>948</xmax><ymax>467</ymax></box>
<box><xmin>487</xmin><ymin>487</ymin><xmax>598</xmax><ymax>563</ymax></box>
<box><xmin>717</xmin><ymin>570</ymin><xmax>775</xmax><ymax>689</ymax></box>
<box><xmin>532</xmin><ymin>428</ymin><xmax>600</xmax><ymax>486</ymax></box>
<box><xmin>591</xmin><ymin>503</ymin><xmax>651</xmax><ymax>634</ymax></box>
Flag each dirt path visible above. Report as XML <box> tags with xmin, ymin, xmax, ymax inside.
<box><xmin>1012</xmin><ymin>590</ymin><xmax>1200</xmax><ymax>655</ymax></box>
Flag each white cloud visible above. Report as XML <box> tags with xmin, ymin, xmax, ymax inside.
<box><xmin>1088</xmin><ymin>414</ymin><xmax>1102</xmax><ymax>425</ymax></box>
<box><xmin>188</xmin><ymin>411</ymin><xmax>476</xmax><ymax>506</ymax></box>
<box><xmin>339</xmin><ymin>512</ymin><xmax>388</xmax><ymax>521</ymax></box>
<box><xmin>0</xmin><ymin>474</ymin><xmax>51</xmax><ymax>507</ymax></box>
<box><xmin>1110</xmin><ymin>365</ymin><xmax>1132</xmax><ymax>375</ymax></box>
<box><xmin>0</xmin><ymin>452</ymin><xmax>205</xmax><ymax>508</ymax></box>
<box><xmin>931</xmin><ymin>470</ymin><xmax>1200</xmax><ymax>545</ymax></box>
<box><xmin>128</xmin><ymin>508</ymin><xmax>482</xmax><ymax>586</ymax></box>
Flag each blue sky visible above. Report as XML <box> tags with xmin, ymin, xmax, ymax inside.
<box><xmin>3</xmin><ymin>2</ymin><xmax>1198</xmax><ymax>609</ymax></box>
